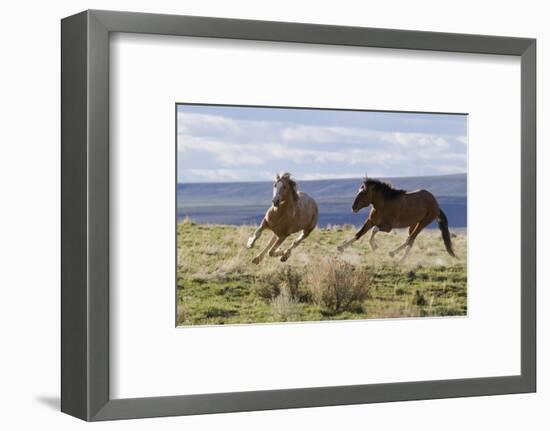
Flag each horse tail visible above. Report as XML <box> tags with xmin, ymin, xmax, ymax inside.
<box><xmin>437</xmin><ymin>209</ymin><xmax>456</xmax><ymax>258</ymax></box>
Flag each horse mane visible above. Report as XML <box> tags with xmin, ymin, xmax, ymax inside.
<box><xmin>277</xmin><ymin>172</ymin><xmax>299</xmax><ymax>201</ymax></box>
<box><xmin>363</xmin><ymin>177</ymin><xmax>406</xmax><ymax>199</ymax></box>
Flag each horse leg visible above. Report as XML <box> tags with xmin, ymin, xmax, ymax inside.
<box><xmin>268</xmin><ymin>235</ymin><xmax>289</xmax><ymax>258</ymax></box>
<box><xmin>391</xmin><ymin>218</ymin><xmax>432</xmax><ymax>262</ymax></box>
<box><xmin>369</xmin><ymin>226</ymin><xmax>380</xmax><ymax>251</ymax></box>
<box><xmin>398</xmin><ymin>224</ymin><xmax>419</xmax><ymax>258</ymax></box>
<box><xmin>251</xmin><ymin>234</ymin><xmax>277</xmax><ymax>264</ymax></box>
<box><xmin>398</xmin><ymin>242</ymin><xmax>414</xmax><ymax>263</ymax></box>
<box><xmin>389</xmin><ymin>241</ymin><xmax>408</xmax><ymax>257</ymax></box>
<box><xmin>398</xmin><ymin>217</ymin><xmax>433</xmax><ymax>262</ymax></box>
<box><xmin>247</xmin><ymin>219</ymin><xmax>268</xmax><ymax>249</ymax></box>
<box><xmin>338</xmin><ymin>219</ymin><xmax>374</xmax><ymax>252</ymax></box>
<box><xmin>280</xmin><ymin>226</ymin><xmax>314</xmax><ymax>262</ymax></box>
<box><xmin>389</xmin><ymin>224</ymin><xmax>418</xmax><ymax>258</ymax></box>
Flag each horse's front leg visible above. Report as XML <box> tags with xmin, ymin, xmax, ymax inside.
<box><xmin>247</xmin><ymin>219</ymin><xmax>268</xmax><ymax>249</ymax></box>
<box><xmin>337</xmin><ymin>219</ymin><xmax>374</xmax><ymax>252</ymax></box>
<box><xmin>251</xmin><ymin>234</ymin><xmax>277</xmax><ymax>264</ymax></box>
<box><xmin>369</xmin><ymin>226</ymin><xmax>380</xmax><ymax>251</ymax></box>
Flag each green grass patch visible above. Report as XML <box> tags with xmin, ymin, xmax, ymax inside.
<box><xmin>177</xmin><ymin>220</ymin><xmax>467</xmax><ymax>325</ymax></box>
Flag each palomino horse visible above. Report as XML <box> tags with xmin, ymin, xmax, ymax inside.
<box><xmin>247</xmin><ymin>173</ymin><xmax>318</xmax><ymax>264</ymax></box>
<box><xmin>337</xmin><ymin>177</ymin><xmax>455</xmax><ymax>261</ymax></box>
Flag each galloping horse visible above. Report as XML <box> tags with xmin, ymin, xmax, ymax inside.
<box><xmin>337</xmin><ymin>177</ymin><xmax>455</xmax><ymax>261</ymax></box>
<box><xmin>247</xmin><ymin>173</ymin><xmax>318</xmax><ymax>264</ymax></box>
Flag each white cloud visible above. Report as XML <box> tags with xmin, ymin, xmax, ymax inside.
<box><xmin>281</xmin><ymin>124</ymin><xmax>454</xmax><ymax>153</ymax></box>
<box><xmin>281</xmin><ymin>125</ymin><xmax>374</xmax><ymax>144</ymax></box>
<box><xmin>300</xmin><ymin>172</ymin><xmax>365</xmax><ymax>180</ymax></box>
<box><xmin>457</xmin><ymin>136</ymin><xmax>468</xmax><ymax>145</ymax></box>
<box><xmin>188</xmin><ymin>169</ymin><xmax>272</xmax><ymax>182</ymax></box>
<box><xmin>385</xmin><ymin>132</ymin><xmax>450</xmax><ymax>150</ymax></box>
<box><xmin>178</xmin><ymin>135</ymin><xmax>266</xmax><ymax>166</ymax></box>
<box><xmin>177</xmin><ymin>110</ymin><xmax>467</xmax><ymax>182</ymax></box>
<box><xmin>177</xmin><ymin>111</ymin><xmax>274</xmax><ymax>138</ymax></box>
<box><xmin>177</xmin><ymin>112</ymin><xmax>242</xmax><ymax>135</ymax></box>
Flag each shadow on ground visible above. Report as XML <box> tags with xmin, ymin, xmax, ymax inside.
<box><xmin>36</xmin><ymin>395</ymin><xmax>59</xmax><ymax>411</ymax></box>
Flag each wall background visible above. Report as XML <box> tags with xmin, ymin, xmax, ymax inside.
<box><xmin>0</xmin><ymin>0</ymin><xmax>546</xmax><ymax>429</ymax></box>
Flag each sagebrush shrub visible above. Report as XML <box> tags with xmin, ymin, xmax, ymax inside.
<box><xmin>306</xmin><ymin>258</ymin><xmax>371</xmax><ymax>312</ymax></box>
<box><xmin>270</xmin><ymin>283</ymin><xmax>304</xmax><ymax>322</ymax></box>
<box><xmin>255</xmin><ymin>266</ymin><xmax>309</xmax><ymax>302</ymax></box>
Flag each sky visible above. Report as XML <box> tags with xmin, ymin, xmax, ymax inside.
<box><xmin>177</xmin><ymin>104</ymin><xmax>467</xmax><ymax>183</ymax></box>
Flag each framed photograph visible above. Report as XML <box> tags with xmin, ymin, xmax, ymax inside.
<box><xmin>61</xmin><ymin>10</ymin><xmax>536</xmax><ymax>421</ymax></box>
<box><xmin>176</xmin><ymin>103</ymin><xmax>468</xmax><ymax>325</ymax></box>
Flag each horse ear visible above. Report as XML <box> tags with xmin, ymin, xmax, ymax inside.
<box><xmin>276</xmin><ymin>173</ymin><xmax>280</xmax><ymax>181</ymax></box>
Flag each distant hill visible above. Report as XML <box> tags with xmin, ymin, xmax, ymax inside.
<box><xmin>177</xmin><ymin>173</ymin><xmax>467</xmax><ymax>228</ymax></box>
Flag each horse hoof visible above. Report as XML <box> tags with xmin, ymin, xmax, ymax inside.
<box><xmin>280</xmin><ymin>254</ymin><xmax>289</xmax><ymax>262</ymax></box>
<box><xmin>337</xmin><ymin>245</ymin><xmax>344</xmax><ymax>253</ymax></box>
<box><xmin>388</xmin><ymin>251</ymin><xmax>395</xmax><ymax>258</ymax></box>
<box><xmin>252</xmin><ymin>257</ymin><xmax>261</xmax><ymax>265</ymax></box>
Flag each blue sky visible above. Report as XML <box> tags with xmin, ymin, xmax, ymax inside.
<box><xmin>177</xmin><ymin>104</ymin><xmax>467</xmax><ymax>183</ymax></box>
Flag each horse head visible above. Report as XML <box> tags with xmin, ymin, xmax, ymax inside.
<box><xmin>352</xmin><ymin>177</ymin><xmax>373</xmax><ymax>212</ymax></box>
<box><xmin>273</xmin><ymin>172</ymin><xmax>298</xmax><ymax>208</ymax></box>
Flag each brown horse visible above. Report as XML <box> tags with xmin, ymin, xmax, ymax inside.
<box><xmin>337</xmin><ymin>177</ymin><xmax>455</xmax><ymax>261</ymax></box>
<box><xmin>247</xmin><ymin>173</ymin><xmax>318</xmax><ymax>264</ymax></box>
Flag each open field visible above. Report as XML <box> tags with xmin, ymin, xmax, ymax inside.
<box><xmin>177</xmin><ymin>219</ymin><xmax>467</xmax><ymax>325</ymax></box>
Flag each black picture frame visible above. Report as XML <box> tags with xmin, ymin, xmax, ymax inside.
<box><xmin>61</xmin><ymin>9</ymin><xmax>536</xmax><ymax>421</ymax></box>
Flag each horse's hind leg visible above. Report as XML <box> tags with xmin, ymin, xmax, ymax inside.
<box><xmin>390</xmin><ymin>218</ymin><xmax>432</xmax><ymax>262</ymax></box>
<box><xmin>389</xmin><ymin>224</ymin><xmax>417</xmax><ymax>258</ymax></box>
<box><xmin>280</xmin><ymin>226</ymin><xmax>314</xmax><ymax>262</ymax></box>
<box><xmin>247</xmin><ymin>219</ymin><xmax>268</xmax><ymax>249</ymax></box>
<box><xmin>268</xmin><ymin>235</ymin><xmax>289</xmax><ymax>258</ymax></box>
<box><xmin>389</xmin><ymin>241</ymin><xmax>408</xmax><ymax>258</ymax></box>
<box><xmin>398</xmin><ymin>242</ymin><xmax>414</xmax><ymax>263</ymax></box>
<box><xmin>252</xmin><ymin>234</ymin><xmax>277</xmax><ymax>264</ymax></box>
